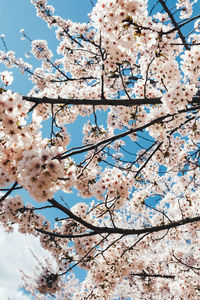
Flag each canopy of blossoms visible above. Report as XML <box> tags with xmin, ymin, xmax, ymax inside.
<box><xmin>0</xmin><ymin>0</ymin><xmax>200</xmax><ymax>299</ymax></box>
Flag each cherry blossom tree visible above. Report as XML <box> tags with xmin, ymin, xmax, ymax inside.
<box><xmin>1</xmin><ymin>0</ymin><xmax>200</xmax><ymax>298</ymax></box>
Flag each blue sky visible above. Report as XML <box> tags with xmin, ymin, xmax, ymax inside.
<box><xmin>0</xmin><ymin>0</ymin><xmax>94</xmax><ymax>93</ymax></box>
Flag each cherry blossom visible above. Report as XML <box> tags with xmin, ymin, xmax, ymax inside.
<box><xmin>0</xmin><ymin>0</ymin><xmax>200</xmax><ymax>299</ymax></box>
<box><xmin>0</xmin><ymin>70</ymin><xmax>13</xmax><ymax>85</ymax></box>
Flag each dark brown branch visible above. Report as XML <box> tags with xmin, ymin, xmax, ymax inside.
<box><xmin>58</xmin><ymin>233</ymin><xmax>110</xmax><ymax>277</ymax></box>
<box><xmin>0</xmin><ymin>182</ymin><xmax>18</xmax><ymax>204</ymax></box>
<box><xmin>0</xmin><ymin>186</ymin><xmax>22</xmax><ymax>191</ymax></box>
<box><xmin>56</xmin><ymin>105</ymin><xmax>200</xmax><ymax>160</ymax></box>
<box><xmin>134</xmin><ymin>142</ymin><xmax>163</xmax><ymax>178</ymax></box>
<box><xmin>22</xmin><ymin>95</ymin><xmax>200</xmax><ymax>107</ymax></box>
<box><xmin>159</xmin><ymin>0</ymin><xmax>190</xmax><ymax>50</ymax></box>
<box><xmin>23</xmin><ymin>95</ymin><xmax>161</xmax><ymax>106</ymax></box>
<box><xmin>130</xmin><ymin>271</ymin><xmax>175</xmax><ymax>279</ymax></box>
<box><xmin>48</xmin><ymin>198</ymin><xmax>200</xmax><ymax>237</ymax></box>
<box><xmin>167</xmin><ymin>14</ymin><xmax>200</xmax><ymax>35</ymax></box>
<box><xmin>35</xmin><ymin>227</ymin><xmax>98</xmax><ymax>239</ymax></box>
<box><xmin>121</xmin><ymin>233</ymin><xmax>150</xmax><ymax>257</ymax></box>
<box><xmin>132</xmin><ymin>116</ymin><xmax>196</xmax><ymax>178</ymax></box>
<box><xmin>173</xmin><ymin>254</ymin><xmax>200</xmax><ymax>271</ymax></box>
<box><xmin>170</xmin><ymin>42</ymin><xmax>200</xmax><ymax>46</ymax></box>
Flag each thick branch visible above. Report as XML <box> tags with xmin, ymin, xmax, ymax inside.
<box><xmin>48</xmin><ymin>199</ymin><xmax>200</xmax><ymax>237</ymax></box>
<box><xmin>35</xmin><ymin>228</ymin><xmax>98</xmax><ymax>239</ymax></box>
<box><xmin>130</xmin><ymin>272</ymin><xmax>175</xmax><ymax>279</ymax></box>
<box><xmin>22</xmin><ymin>95</ymin><xmax>200</xmax><ymax>106</ymax></box>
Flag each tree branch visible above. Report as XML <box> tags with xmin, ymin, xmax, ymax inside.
<box><xmin>159</xmin><ymin>0</ymin><xmax>190</xmax><ymax>50</ymax></box>
<box><xmin>22</xmin><ymin>95</ymin><xmax>200</xmax><ymax>107</ymax></box>
<box><xmin>47</xmin><ymin>198</ymin><xmax>200</xmax><ymax>237</ymax></box>
<box><xmin>130</xmin><ymin>271</ymin><xmax>175</xmax><ymax>279</ymax></box>
<box><xmin>55</xmin><ymin>105</ymin><xmax>200</xmax><ymax>160</ymax></box>
<box><xmin>0</xmin><ymin>182</ymin><xmax>18</xmax><ymax>204</ymax></box>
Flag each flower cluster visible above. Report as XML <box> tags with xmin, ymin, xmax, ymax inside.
<box><xmin>31</xmin><ymin>40</ymin><xmax>53</xmax><ymax>60</ymax></box>
<box><xmin>17</xmin><ymin>146</ymin><xmax>65</xmax><ymax>202</ymax></box>
<box><xmin>181</xmin><ymin>46</ymin><xmax>200</xmax><ymax>83</ymax></box>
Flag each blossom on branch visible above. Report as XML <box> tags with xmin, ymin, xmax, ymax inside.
<box><xmin>0</xmin><ymin>0</ymin><xmax>200</xmax><ymax>299</ymax></box>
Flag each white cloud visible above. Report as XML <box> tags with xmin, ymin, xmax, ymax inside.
<box><xmin>0</xmin><ymin>226</ymin><xmax>53</xmax><ymax>300</ymax></box>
